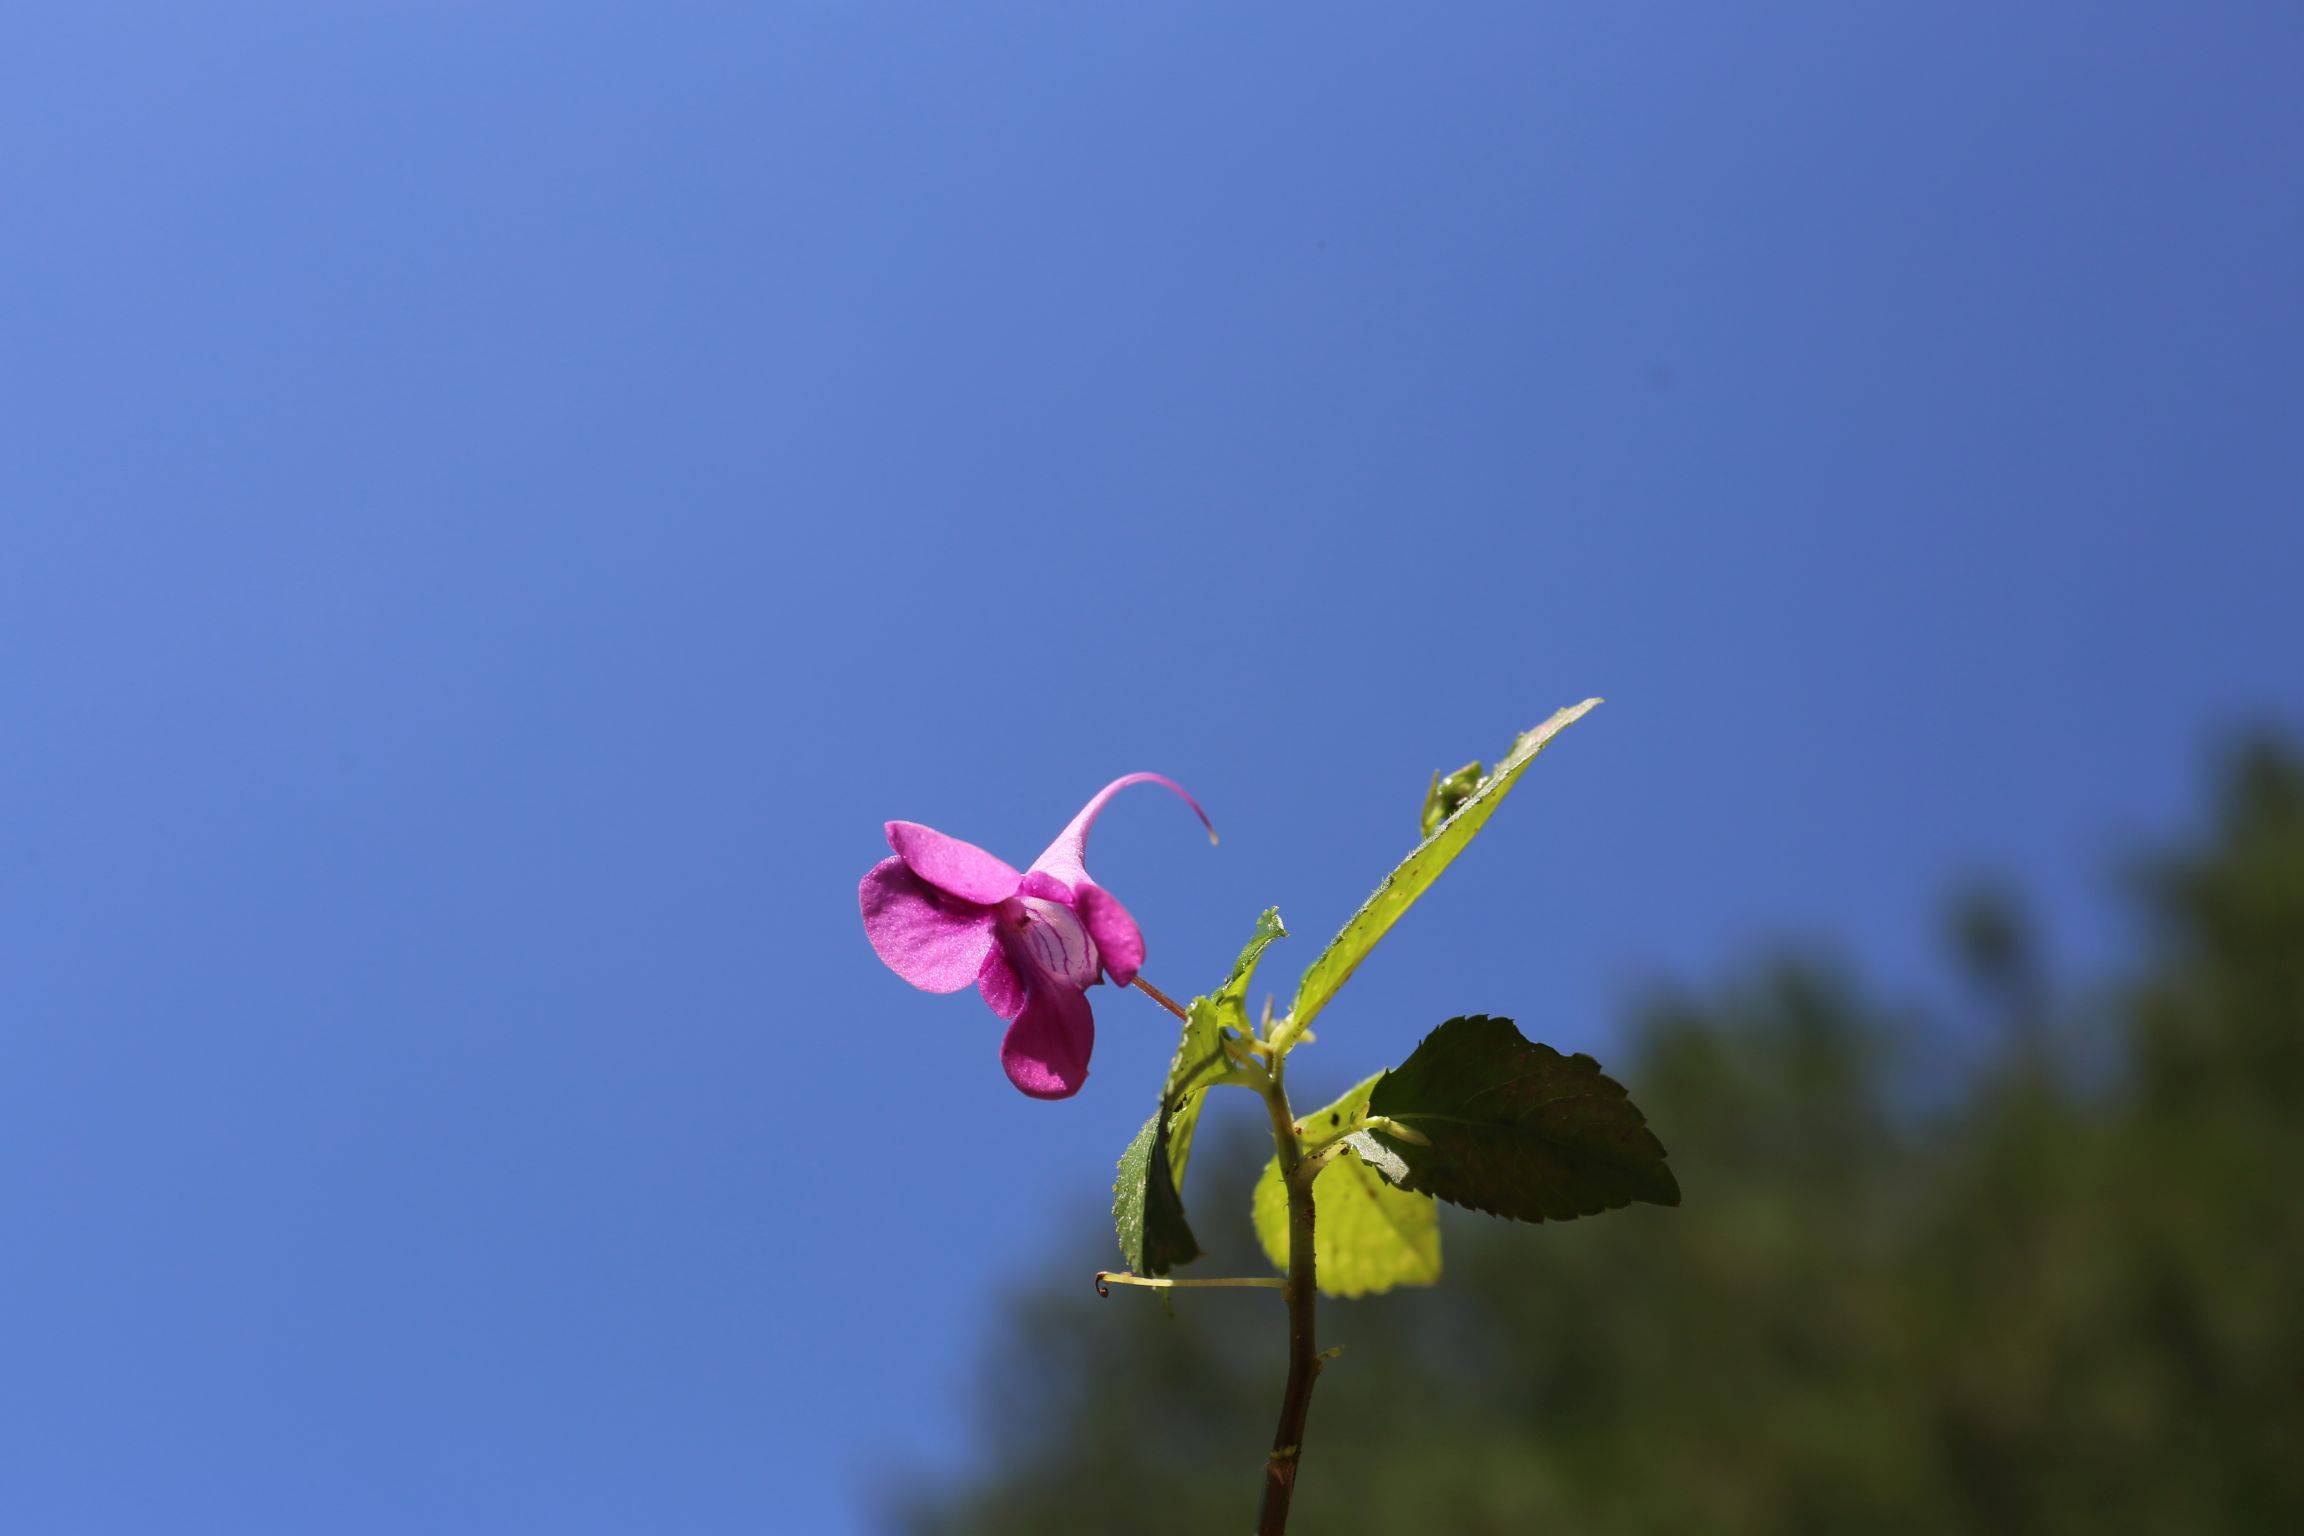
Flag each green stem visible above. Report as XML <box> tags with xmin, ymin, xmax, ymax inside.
<box><xmin>1094</xmin><ymin>1271</ymin><xmax>1286</xmax><ymax>1295</ymax></box>
<box><xmin>1255</xmin><ymin>1054</ymin><xmax>1320</xmax><ymax>1535</ymax></box>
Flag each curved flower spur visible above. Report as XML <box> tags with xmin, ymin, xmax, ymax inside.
<box><xmin>858</xmin><ymin>774</ymin><xmax>1216</xmax><ymax>1099</ymax></box>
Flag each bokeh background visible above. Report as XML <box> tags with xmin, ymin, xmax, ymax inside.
<box><xmin>4</xmin><ymin>4</ymin><xmax>2300</xmax><ymax>1532</ymax></box>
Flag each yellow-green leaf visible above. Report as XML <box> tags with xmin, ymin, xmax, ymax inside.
<box><xmin>1111</xmin><ymin>908</ymin><xmax>1286</xmax><ymax>1275</ymax></box>
<box><xmin>1165</xmin><ymin>907</ymin><xmax>1285</xmax><ymax>1185</ymax></box>
<box><xmin>1291</xmin><ymin>699</ymin><xmax>1599</xmax><ymax>1033</ymax></box>
<box><xmin>1251</xmin><ymin>1074</ymin><xmax>1442</xmax><ymax>1298</ymax></box>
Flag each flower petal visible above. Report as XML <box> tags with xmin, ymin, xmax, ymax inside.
<box><xmin>977</xmin><ymin>941</ymin><xmax>1027</xmax><ymax>1022</ymax></box>
<box><xmin>1029</xmin><ymin>773</ymin><xmax>1216</xmax><ymax>888</ymax></box>
<box><xmin>1074</xmin><ymin>883</ymin><xmax>1145</xmax><ymax>987</ymax></box>
<box><xmin>859</xmin><ymin>857</ymin><xmax>995</xmax><ymax>993</ymax></box>
<box><xmin>885</xmin><ymin>821</ymin><xmax>1023</xmax><ymax>905</ymax></box>
<box><xmin>1000</xmin><ymin>978</ymin><xmax>1096</xmax><ymax>1100</ymax></box>
<box><xmin>1017</xmin><ymin>870</ymin><xmax>1072</xmax><ymax>903</ymax></box>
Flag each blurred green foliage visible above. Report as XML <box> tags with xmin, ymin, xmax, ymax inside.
<box><xmin>903</xmin><ymin>735</ymin><xmax>2304</xmax><ymax>1534</ymax></box>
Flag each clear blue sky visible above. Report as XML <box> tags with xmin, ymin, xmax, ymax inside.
<box><xmin>4</xmin><ymin>3</ymin><xmax>2299</xmax><ymax>1531</ymax></box>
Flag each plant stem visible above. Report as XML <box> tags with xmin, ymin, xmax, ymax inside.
<box><xmin>1130</xmin><ymin>974</ymin><xmax>1191</xmax><ymax>1021</ymax></box>
<box><xmin>1255</xmin><ymin>1055</ymin><xmax>1320</xmax><ymax>1535</ymax></box>
<box><xmin>1127</xmin><ymin>970</ymin><xmax>1323</xmax><ymax>1528</ymax></box>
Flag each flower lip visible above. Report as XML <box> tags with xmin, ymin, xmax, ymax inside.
<box><xmin>859</xmin><ymin>857</ymin><xmax>996</xmax><ymax>994</ymax></box>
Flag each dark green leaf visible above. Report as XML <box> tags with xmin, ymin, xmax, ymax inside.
<box><xmin>1368</xmin><ymin>1014</ymin><xmax>1680</xmax><ymax>1222</ymax></box>
<box><xmin>1111</xmin><ymin>1109</ymin><xmax>1201</xmax><ymax>1276</ymax></box>
<box><xmin>1293</xmin><ymin>700</ymin><xmax>1599</xmax><ymax>1033</ymax></box>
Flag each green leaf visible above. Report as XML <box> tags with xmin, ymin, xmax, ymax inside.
<box><xmin>1366</xmin><ymin>1014</ymin><xmax>1680</xmax><ymax>1222</ymax></box>
<box><xmin>1109</xmin><ymin>908</ymin><xmax>1288</xmax><ymax>1275</ymax></box>
<box><xmin>1112</xmin><ymin>1109</ymin><xmax>1200</xmax><ymax>1276</ymax></box>
<box><xmin>1292</xmin><ymin>699</ymin><xmax>1599</xmax><ymax>1032</ymax></box>
<box><xmin>1214</xmin><ymin>905</ymin><xmax>1291</xmax><ymax>1023</ymax></box>
<box><xmin>1165</xmin><ymin>907</ymin><xmax>1286</xmax><ymax>1182</ymax></box>
<box><xmin>1252</xmin><ymin>1074</ymin><xmax>1442</xmax><ymax>1298</ymax></box>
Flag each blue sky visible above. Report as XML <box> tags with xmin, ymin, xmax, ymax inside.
<box><xmin>3</xmin><ymin>2</ymin><xmax>2300</xmax><ymax>1530</ymax></box>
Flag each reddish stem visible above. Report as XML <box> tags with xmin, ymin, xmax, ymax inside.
<box><xmin>1130</xmin><ymin>974</ymin><xmax>1191</xmax><ymax>1021</ymax></box>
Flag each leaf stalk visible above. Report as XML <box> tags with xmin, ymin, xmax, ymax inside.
<box><xmin>1093</xmin><ymin>1271</ymin><xmax>1286</xmax><ymax>1296</ymax></box>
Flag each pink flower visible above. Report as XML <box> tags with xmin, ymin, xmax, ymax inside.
<box><xmin>859</xmin><ymin>774</ymin><xmax>1214</xmax><ymax>1100</ymax></box>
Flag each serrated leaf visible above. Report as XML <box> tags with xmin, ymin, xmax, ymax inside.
<box><xmin>1211</xmin><ymin>906</ymin><xmax>1289</xmax><ymax>1027</ymax></box>
<box><xmin>1252</xmin><ymin>1074</ymin><xmax>1442</xmax><ymax>1297</ymax></box>
<box><xmin>1112</xmin><ymin>1109</ymin><xmax>1200</xmax><ymax>1276</ymax></box>
<box><xmin>1165</xmin><ymin>907</ymin><xmax>1286</xmax><ymax>1185</ymax></box>
<box><xmin>1164</xmin><ymin>997</ymin><xmax>1226</xmax><ymax>1184</ymax></box>
<box><xmin>1367</xmin><ymin>1014</ymin><xmax>1680</xmax><ymax>1222</ymax></box>
<box><xmin>1293</xmin><ymin>700</ymin><xmax>1599</xmax><ymax>1032</ymax></box>
<box><xmin>1110</xmin><ymin>909</ymin><xmax>1287</xmax><ymax>1275</ymax></box>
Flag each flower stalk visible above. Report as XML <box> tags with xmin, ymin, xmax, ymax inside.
<box><xmin>1128</xmin><ymin>974</ymin><xmax>1191</xmax><ymax>1022</ymax></box>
